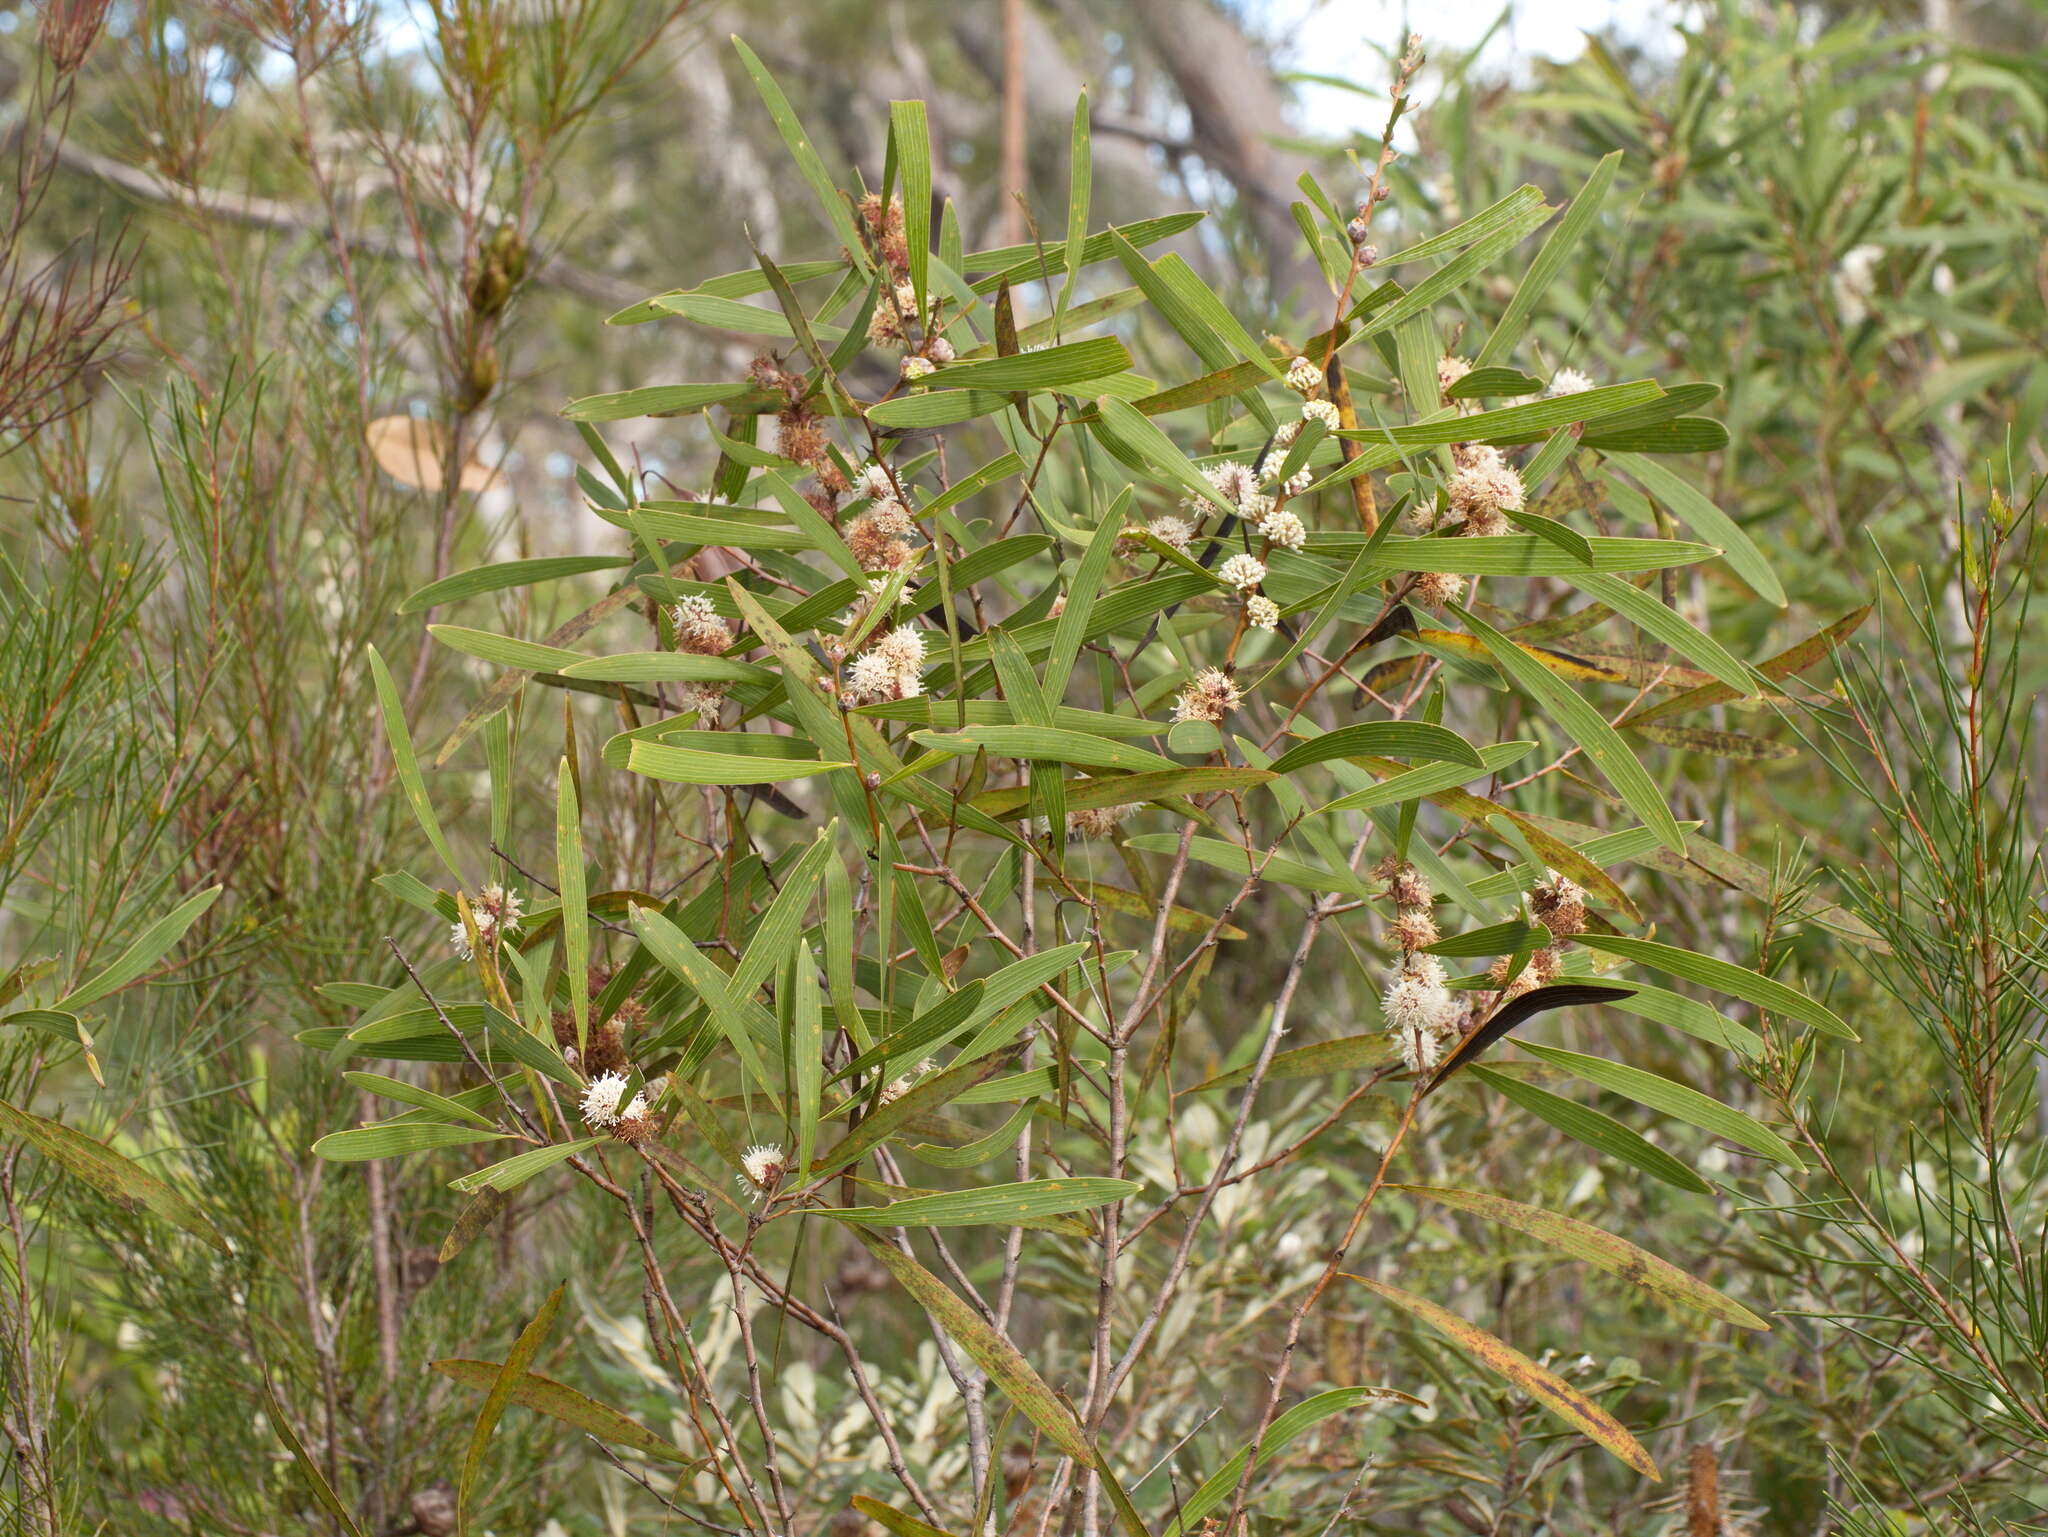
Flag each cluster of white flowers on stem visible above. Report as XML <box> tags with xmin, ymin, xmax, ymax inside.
<box><xmin>1377</xmin><ymin>859</ymin><xmax>1461</xmax><ymax>1073</ymax></box>
<box><xmin>842</xmin><ymin>624</ymin><xmax>926</xmax><ymax>705</ymax></box>
<box><xmin>1171</xmin><ymin>667</ymin><xmax>1242</xmax><ymax>725</ymax></box>
<box><xmin>450</xmin><ymin>884</ymin><xmax>523</xmax><ymax>960</ymax></box>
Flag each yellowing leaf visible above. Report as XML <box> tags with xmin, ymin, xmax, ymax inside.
<box><xmin>1347</xmin><ymin>1273</ymin><xmax>1659</xmax><ymax>1479</ymax></box>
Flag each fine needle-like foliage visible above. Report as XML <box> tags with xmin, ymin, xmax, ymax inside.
<box><xmin>293</xmin><ymin>38</ymin><xmax>1856</xmax><ymax>1533</ymax></box>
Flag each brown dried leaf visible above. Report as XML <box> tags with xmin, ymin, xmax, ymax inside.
<box><xmin>366</xmin><ymin>415</ymin><xmax>502</xmax><ymax>494</ymax></box>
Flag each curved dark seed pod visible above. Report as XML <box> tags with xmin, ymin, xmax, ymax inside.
<box><xmin>1421</xmin><ymin>983</ymin><xmax>1635</xmax><ymax>1098</ymax></box>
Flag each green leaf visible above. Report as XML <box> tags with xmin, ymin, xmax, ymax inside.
<box><xmin>1269</xmin><ymin>722</ymin><xmax>1484</xmax><ymax>776</ymax></box>
<box><xmin>432</xmin><ymin>1358</ymin><xmax>695</xmax><ymax>1464</ymax></box>
<box><xmin>264</xmin><ymin>1380</ymin><xmax>369</xmax><ymax>1537</ymax></box>
<box><xmin>628</xmin><ymin>904</ymin><xmax>779</xmax><ymax>1097</ymax></box>
<box><xmin>867</xmin><ymin>390</ymin><xmax>1018</xmax><ymax>429</ymax></box>
<box><xmin>0</xmin><ymin>1098</ymin><xmax>227</xmax><ymax>1251</ymax></box>
<box><xmin>311</xmin><ymin>1123</ymin><xmax>513</xmax><ymax>1162</ymax></box>
<box><xmin>560</xmin><ymin>382</ymin><xmax>759</xmax><ymax>421</ymax></box>
<box><xmin>430</xmin><ymin>626</ymin><xmax>584</xmax><ymax>673</ymax></box>
<box><xmin>1607</xmin><ymin>454</ymin><xmax>1784</xmax><ymax>607</ymax></box>
<box><xmin>448</xmin><ymin>1138</ymin><xmax>605</xmax><ymax>1193</ymax></box>
<box><xmin>889</xmin><ymin>100</ymin><xmax>931</xmax><ymax>312</ymax></box>
<box><xmin>1311</xmin><ymin>533</ymin><xmax>1715</xmax><ymax>575</ymax></box>
<box><xmin>625</xmin><ymin>741</ymin><xmax>851</xmax><ymax>785</ymax></box>
<box><xmin>932</xmin><ymin>336</ymin><xmax>1134</xmax><ymax>392</ymax></box>
<box><xmin>1393</xmin><ymin>1184</ymin><xmax>1768</xmax><ymax>1330</ymax></box>
<box><xmin>1516</xmin><ymin>1044</ymin><xmax>1803</xmax><ymax>1167</ymax></box>
<box><xmin>55</xmin><ymin>885</ymin><xmax>222</xmax><ymax>1012</ymax></box>
<box><xmin>1569</xmin><ymin>572</ymin><xmax>1757</xmax><ymax>698</ymax></box>
<box><xmin>1056</xmin><ymin>93</ymin><xmax>1091</xmax><ymax>329</ymax></box>
<box><xmin>1451</xmin><ymin>604</ymin><xmax>1684</xmax><ymax>855</ymax></box>
<box><xmin>815</xmin><ymin>1177</ymin><xmax>1139</xmax><ymax>1228</ymax></box>
<box><xmin>461</xmin><ymin>1284</ymin><xmax>565</xmax><ymax>1529</ymax></box>
<box><xmin>557</xmin><ymin>759</ymin><xmax>589</xmax><ymax>1053</ymax></box>
<box><xmin>1466</xmin><ymin>1065</ymin><xmax>1711</xmax><ymax>1194</ymax></box>
<box><xmin>367</xmin><ymin>645</ymin><xmax>460</xmax><ymax>881</ymax></box>
<box><xmin>1576</xmin><ymin>934</ymin><xmax>1855</xmax><ymax>1040</ymax></box>
<box><xmin>854</xmin><ymin>1229</ymin><xmax>1094</xmax><ymax>1462</ymax></box>
<box><xmin>1089</xmin><ymin>397</ymin><xmax>1237</xmax><ymax>517</ymax></box>
<box><xmin>1477</xmin><ymin>151</ymin><xmax>1622</xmax><ymax>366</ymax></box>
<box><xmin>559</xmin><ymin>652</ymin><xmax>772</xmax><ymax>685</ymax></box>
<box><xmin>912</xmin><ymin>726</ymin><xmax>1177</xmax><ymax>774</ymax></box>
<box><xmin>1347</xmin><ymin>1273</ymin><xmax>1660</xmax><ymax>1479</ymax></box>
<box><xmin>400</xmin><ymin>556</ymin><xmax>631</xmax><ymax>614</ymax></box>
<box><xmin>343</xmin><ymin>1071</ymin><xmax>498</xmax><ymax>1129</ymax></box>
<box><xmin>732</xmin><ymin>37</ymin><xmax>866</xmax><ymax>264</ymax></box>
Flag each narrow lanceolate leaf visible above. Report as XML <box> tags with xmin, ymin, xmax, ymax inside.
<box><xmin>1568</xmin><ymin>572</ymin><xmax>1757</xmax><ymax>698</ymax></box>
<box><xmin>449</xmin><ymin>1138</ymin><xmax>605</xmax><ymax>1193</ymax></box>
<box><xmin>312</xmin><ymin>1123</ymin><xmax>513</xmax><ymax>1162</ymax></box>
<box><xmin>400</xmin><ymin>556</ymin><xmax>632</xmax><ymax>614</ymax></box>
<box><xmin>1347</xmin><ymin>1273</ymin><xmax>1660</xmax><ymax>1479</ymax></box>
<box><xmin>1422</xmin><ymin>984</ymin><xmax>1636</xmax><ymax>1095</ymax></box>
<box><xmin>889</xmin><ymin>99</ymin><xmax>931</xmax><ymax>312</ymax></box>
<box><xmin>816</xmin><ymin>1177</ymin><xmax>1139</xmax><ymax>1229</ymax></box>
<box><xmin>0</xmin><ymin>1099</ymin><xmax>227</xmax><ymax>1252</ymax></box>
<box><xmin>54</xmin><ymin>885</ymin><xmax>222</xmax><ymax>1012</ymax></box>
<box><xmin>1269</xmin><ymin>722</ymin><xmax>1485</xmax><ymax>776</ymax></box>
<box><xmin>854</xmin><ymin>1229</ymin><xmax>1093</xmax><ymax>1462</ymax></box>
<box><xmin>1452</xmin><ymin>605</ymin><xmax>1684</xmax><ymax>855</ymax></box>
<box><xmin>625</xmin><ymin>740</ymin><xmax>852</xmax><ymax>785</ymax></box>
<box><xmin>440</xmin><ymin>1187</ymin><xmax>511</xmax><ymax>1263</ymax></box>
<box><xmin>368</xmin><ymin>645</ymin><xmax>460</xmax><ymax>880</ymax></box>
<box><xmin>852</xmin><ymin>1495</ymin><xmax>964</xmax><ymax>1537</ymax></box>
<box><xmin>560</xmin><ymin>653</ymin><xmax>773</xmax><ymax>685</ymax></box>
<box><xmin>731</xmin><ymin>38</ymin><xmax>867</xmax><ymax>263</ymax></box>
<box><xmin>911</xmin><ymin>726</ymin><xmax>1178</xmax><ymax>774</ymax></box>
<box><xmin>561</xmin><ymin>381</ymin><xmax>762</xmax><ymax>419</ymax></box>
<box><xmin>1607</xmin><ymin>453</ymin><xmax>1783</xmax><ymax>607</ymax></box>
<box><xmin>343</xmin><ymin>1071</ymin><xmax>497</xmax><ymax>1129</ymax></box>
<box><xmin>1056</xmin><ymin>92</ymin><xmax>1091</xmax><ymax>328</ymax></box>
<box><xmin>557</xmin><ymin>759</ymin><xmax>589</xmax><ymax>1054</ymax></box>
<box><xmin>461</xmin><ymin>1284</ymin><xmax>565</xmax><ymax>1528</ymax></box>
<box><xmin>1477</xmin><ymin>151</ymin><xmax>1622</xmax><ymax>367</ymax></box>
<box><xmin>430</xmin><ymin>626</ymin><xmax>584</xmax><ymax>673</ymax></box>
<box><xmin>1576</xmin><ymin>933</ymin><xmax>1856</xmax><ymax>1041</ymax></box>
<box><xmin>264</xmin><ymin>1379</ymin><xmax>369</xmax><ymax>1537</ymax></box>
<box><xmin>1516</xmin><ymin>1043</ymin><xmax>1804</xmax><ymax>1167</ymax></box>
<box><xmin>1089</xmin><ymin>396</ymin><xmax>1238</xmax><ymax>516</ymax></box>
<box><xmin>931</xmin><ymin>335</ymin><xmax>1133</xmax><ymax>393</ymax></box>
<box><xmin>433</xmin><ymin>1358</ymin><xmax>696</xmax><ymax>1464</ymax></box>
<box><xmin>1467</xmin><ymin>1065</ymin><xmax>1712</xmax><ymax>1194</ymax></box>
<box><xmin>1391</xmin><ymin>1185</ymin><xmax>1770</xmax><ymax>1331</ymax></box>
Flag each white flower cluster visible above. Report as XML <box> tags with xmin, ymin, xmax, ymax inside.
<box><xmin>738</xmin><ymin>1142</ymin><xmax>788</xmax><ymax>1202</ymax></box>
<box><xmin>1383</xmin><ymin>954</ymin><xmax>1461</xmax><ymax>1073</ymax></box>
<box><xmin>581</xmin><ymin>1071</ymin><xmax>648</xmax><ymax>1129</ymax></box>
<box><xmin>1218</xmin><ymin>552</ymin><xmax>1267</xmax><ymax>591</ymax></box>
<box><xmin>450</xmin><ymin>884</ymin><xmax>523</xmax><ymax>960</ymax></box>
<box><xmin>1146</xmin><ymin>514</ymin><xmax>1194</xmax><ymax>551</ymax></box>
<box><xmin>670</xmin><ymin>592</ymin><xmax>735</xmax><ymax>655</ymax></box>
<box><xmin>842</xmin><ymin>624</ymin><xmax>927</xmax><ymax>705</ymax></box>
<box><xmin>1171</xmin><ymin>667</ymin><xmax>1243</xmax><ymax>725</ymax></box>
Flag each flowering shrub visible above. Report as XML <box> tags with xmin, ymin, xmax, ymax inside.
<box><xmin>309</xmin><ymin>37</ymin><xmax>1857</xmax><ymax>1533</ymax></box>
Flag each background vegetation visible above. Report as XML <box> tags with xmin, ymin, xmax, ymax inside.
<box><xmin>1</xmin><ymin>1</ymin><xmax>2043</xmax><ymax>1533</ymax></box>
